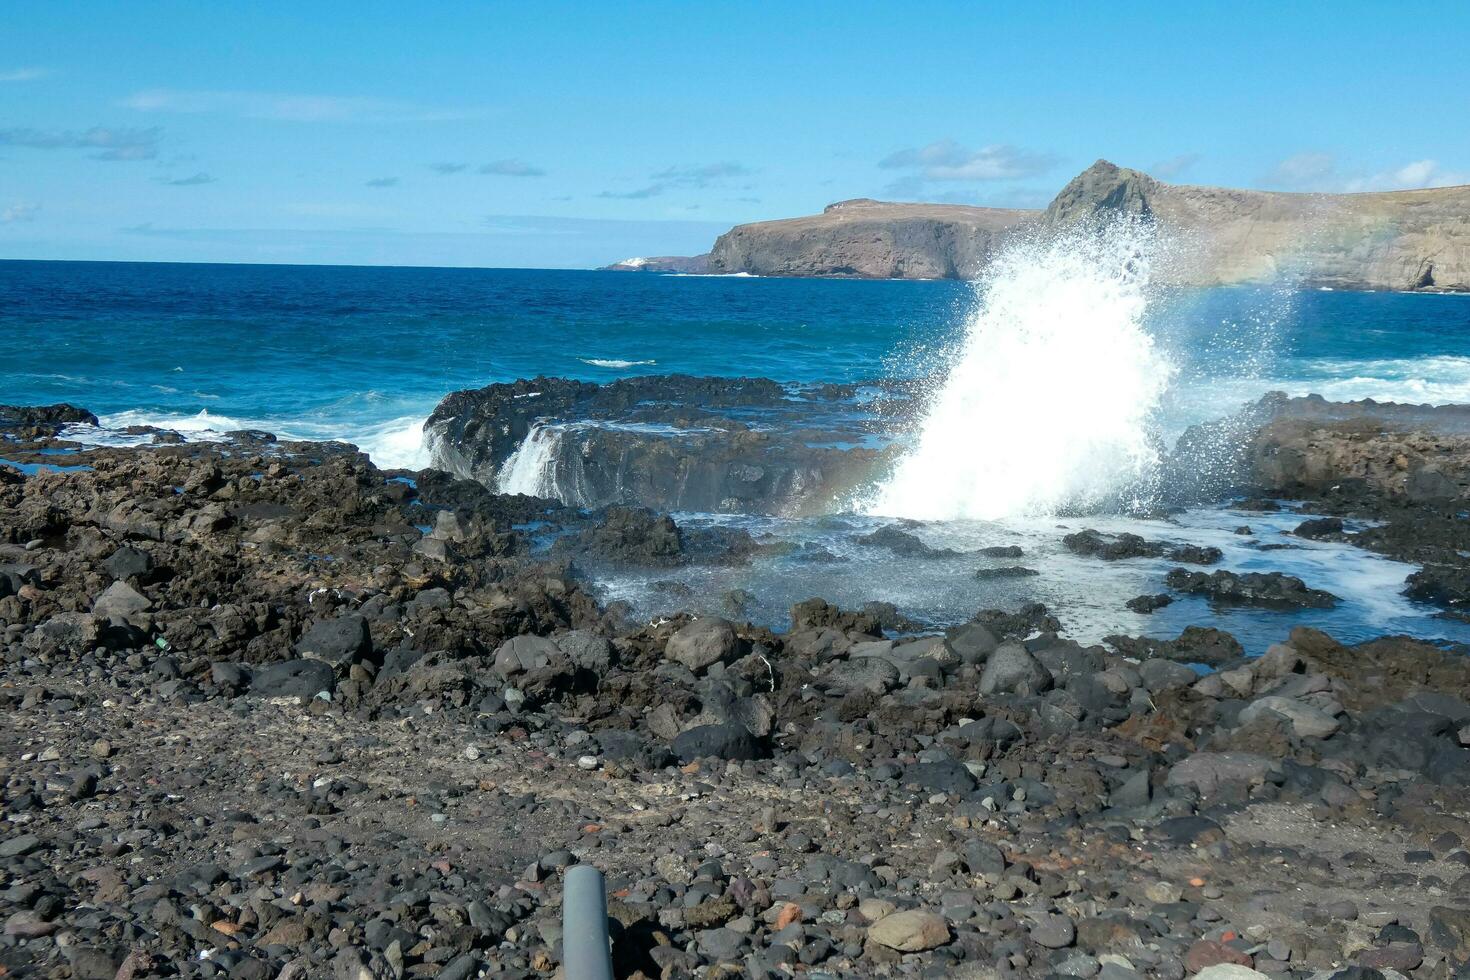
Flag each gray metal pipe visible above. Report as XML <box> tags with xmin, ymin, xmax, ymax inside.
<box><xmin>562</xmin><ymin>864</ymin><xmax>614</xmax><ymax>980</ymax></box>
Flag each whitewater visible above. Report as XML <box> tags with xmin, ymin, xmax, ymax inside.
<box><xmin>867</xmin><ymin>220</ymin><xmax>1175</xmax><ymax>520</ymax></box>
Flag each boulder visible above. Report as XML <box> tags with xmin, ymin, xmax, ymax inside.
<box><xmin>905</xmin><ymin>759</ymin><xmax>978</xmax><ymax>796</ymax></box>
<box><xmin>92</xmin><ymin>581</ymin><xmax>151</xmax><ymax>620</ymax></box>
<box><xmin>1139</xmin><ymin>659</ymin><xmax>1198</xmax><ymax>693</ymax></box>
<box><xmin>671</xmin><ymin>722</ymin><xmax>765</xmax><ymax>762</ymax></box>
<box><xmin>1166</xmin><ymin>752</ymin><xmax>1276</xmax><ymax>797</ymax></box>
<box><xmin>867</xmin><ymin>909</ymin><xmax>951</xmax><ymax>952</ymax></box>
<box><xmin>979</xmin><ymin>642</ymin><xmax>1052</xmax><ymax>696</ymax></box>
<box><xmin>554</xmin><ymin>630</ymin><xmax>615</xmax><ymax>673</ymax></box>
<box><xmin>1238</xmin><ymin>695</ymin><xmax>1341</xmax><ymax>739</ymax></box>
<box><xmin>101</xmin><ymin>546</ymin><xmax>153</xmax><ymax>581</ymax></box>
<box><xmin>250</xmin><ymin>659</ymin><xmax>336</xmax><ymax>700</ymax></box>
<box><xmin>665</xmin><ymin>618</ymin><xmax>739</xmax><ymax>673</ymax></box>
<box><xmin>945</xmin><ymin>622</ymin><xmax>999</xmax><ymax>664</ymax></box>
<box><xmin>492</xmin><ymin>635</ymin><xmax>573</xmax><ymax>696</ymax></box>
<box><xmin>295</xmin><ymin>614</ymin><xmax>370</xmax><ymax>666</ymax></box>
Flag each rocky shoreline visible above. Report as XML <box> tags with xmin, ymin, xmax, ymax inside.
<box><xmin>3</xmin><ymin>396</ymin><xmax>1470</xmax><ymax>980</ymax></box>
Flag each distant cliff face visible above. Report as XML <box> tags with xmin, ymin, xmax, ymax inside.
<box><xmin>1046</xmin><ymin>160</ymin><xmax>1470</xmax><ymax>291</ymax></box>
<box><xmin>706</xmin><ymin>199</ymin><xmax>1036</xmax><ymax>279</ymax></box>
<box><xmin>698</xmin><ymin>163</ymin><xmax>1470</xmax><ymax>291</ymax></box>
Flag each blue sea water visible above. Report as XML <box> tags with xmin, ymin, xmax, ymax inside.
<box><xmin>3</xmin><ymin>260</ymin><xmax>1470</xmax><ymax>469</ymax></box>
<box><xmin>4</xmin><ymin>258</ymin><xmax>1470</xmax><ymax>651</ymax></box>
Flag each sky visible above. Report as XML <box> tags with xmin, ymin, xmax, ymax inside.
<box><xmin>3</xmin><ymin>1</ymin><xmax>1469</xmax><ymax>268</ymax></box>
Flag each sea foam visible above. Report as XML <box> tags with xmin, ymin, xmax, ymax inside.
<box><xmin>63</xmin><ymin>409</ymin><xmax>431</xmax><ymax>471</ymax></box>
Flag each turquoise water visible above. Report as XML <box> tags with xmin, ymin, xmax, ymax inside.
<box><xmin>3</xmin><ymin>260</ymin><xmax>1469</xmax><ymax>468</ymax></box>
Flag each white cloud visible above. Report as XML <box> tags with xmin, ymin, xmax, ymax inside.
<box><xmin>479</xmin><ymin>159</ymin><xmax>546</xmax><ymax>177</ymax></box>
<box><xmin>879</xmin><ymin>140</ymin><xmax>1056</xmax><ymax>181</ymax></box>
<box><xmin>160</xmin><ymin>172</ymin><xmax>217</xmax><ymax>186</ymax></box>
<box><xmin>0</xmin><ymin>68</ymin><xmax>48</xmax><ymax>82</ymax></box>
<box><xmin>1150</xmin><ymin>153</ymin><xmax>1201</xmax><ymax>179</ymax></box>
<box><xmin>2</xmin><ymin>203</ymin><xmax>40</xmax><ymax>223</ymax></box>
<box><xmin>597</xmin><ymin>161</ymin><xmax>753</xmax><ymax>199</ymax></box>
<box><xmin>1261</xmin><ymin>152</ymin><xmax>1469</xmax><ymax>192</ymax></box>
<box><xmin>123</xmin><ymin>88</ymin><xmax>478</xmax><ymax>123</ymax></box>
<box><xmin>1343</xmin><ymin>159</ymin><xmax>1469</xmax><ymax>191</ymax></box>
<box><xmin>0</xmin><ymin>126</ymin><xmax>161</xmax><ymax>160</ymax></box>
<box><xmin>1259</xmin><ymin>152</ymin><xmax>1337</xmax><ymax>189</ymax></box>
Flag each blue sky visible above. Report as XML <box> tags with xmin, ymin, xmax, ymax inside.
<box><xmin>3</xmin><ymin>1</ymin><xmax>1468</xmax><ymax>268</ymax></box>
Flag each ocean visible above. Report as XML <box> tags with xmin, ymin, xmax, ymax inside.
<box><xmin>4</xmin><ymin>256</ymin><xmax>1470</xmax><ymax>652</ymax></box>
<box><xmin>5</xmin><ymin>258</ymin><xmax>1469</xmax><ymax>469</ymax></box>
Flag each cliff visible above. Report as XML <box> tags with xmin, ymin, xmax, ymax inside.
<box><xmin>705</xmin><ymin>198</ymin><xmax>1036</xmax><ymax>279</ymax></box>
<box><xmin>700</xmin><ymin>162</ymin><xmax>1470</xmax><ymax>291</ymax></box>
<box><xmin>1045</xmin><ymin>160</ymin><xmax>1470</xmax><ymax>291</ymax></box>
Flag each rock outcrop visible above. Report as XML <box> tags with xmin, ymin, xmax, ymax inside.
<box><xmin>700</xmin><ymin>161</ymin><xmax>1470</xmax><ymax>290</ymax></box>
<box><xmin>424</xmin><ymin>375</ymin><xmax>900</xmax><ymax>515</ymax></box>
<box><xmin>600</xmin><ymin>253</ymin><xmax>710</xmax><ymax>273</ymax></box>
<box><xmin>705</xmin><ymin>198</ymin><xmax>1036</xmax><ymax>279</ymax></box>
<box><xmin>1046</xmin><ymin>160</ymin><xmax>1470</xmax><ymax>291</ymax></box>
<box><xmin>1167</xmin><ymin>392</ymin><xmax>1470</xmax><ymax>505</ymax></box>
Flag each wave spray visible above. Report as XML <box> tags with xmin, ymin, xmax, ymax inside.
<box><xmin>867</xmin><ymin>218</ymin><xmax>1175</xmax><ymax>520</ymax></box>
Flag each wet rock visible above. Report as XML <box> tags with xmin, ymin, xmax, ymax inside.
<box><xmin>1063</xmin><ymin>530</ymin><xmax>1165</xmax><ymax>560</ymax></box>
<box><xmin>1164</xmin><ymin>568</ymin><xmax>1338</xmax><ymax>608</ymax></box>
<box><xmin>1294</xmin><ymin>517</ymin><xmax>1345</xmax><ymax>539</ymax></box>
<box><xmin>1126</xmin><ymin>593</ymin><xmax>1173</xmax><ymax>614</ymax></box>
<box><xmin>856</xmin><ymin>525</ymin><xmax>963</xmax><ymax>558</ymax></box>
<box><xmin>974</xmin><ymin>565</ymin><xmax>1040</xmax><ymax>579</ymax></box>
<box><xmin>1168</xmin><ymin>544</ymin><xmax>1224</xmax><ymax>565</ymax></box>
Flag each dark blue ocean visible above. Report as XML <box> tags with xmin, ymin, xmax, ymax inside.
<box><xmin>3</xmin><ymin>260</ymin><xmax>1469</xmax><ymax>468</ymax></box>
<box><xmin>4</xmin><ymin>258</ymin><xmax>1470</xmax><ymax>652</ymax></box>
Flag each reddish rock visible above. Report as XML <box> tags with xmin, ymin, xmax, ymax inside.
<box><xmin>1185</xmin><ymin>939</ymin><xmax>1253</xmax><ymax>973</ymax></box>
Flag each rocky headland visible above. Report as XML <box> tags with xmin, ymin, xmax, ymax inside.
<box><xmin>693</xmin><ymin>162</ymin><xmax>1470</xmax><ymax>291</ymax></box>
<box><xmin>600</xmin><ymin>256</ymin><xmax>711</xmax><ymax>275</ymax></box>
<box><xmin>706</xmin><ymin>200</ymin><xmax>1036</xmax><ymax>280</ymax></box>
<box><xmin>3</xmin><ymin>393</ymin><xmax>1470</xmax><ymax>979</ymax></box>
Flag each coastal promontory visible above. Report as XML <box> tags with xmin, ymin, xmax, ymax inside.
<box><xmin>698</xmin><ymin>161</ymin><xmax>1470</xmax><ymax>291</ymax></box>
<box><xmin>706</xmin><ymin>198</ymin><xmax>1036</xmax><ymax>280</ymax></box>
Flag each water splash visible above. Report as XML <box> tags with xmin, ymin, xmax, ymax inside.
<box><xmin>496</xmin><ymin>424</ymin><xmax>563</xmax><ymax>497</ymax></box>
<box><xmin>867</xmin><ymin>218</ymin><xmax>1175</xmax><ymax>520</ymax></box>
